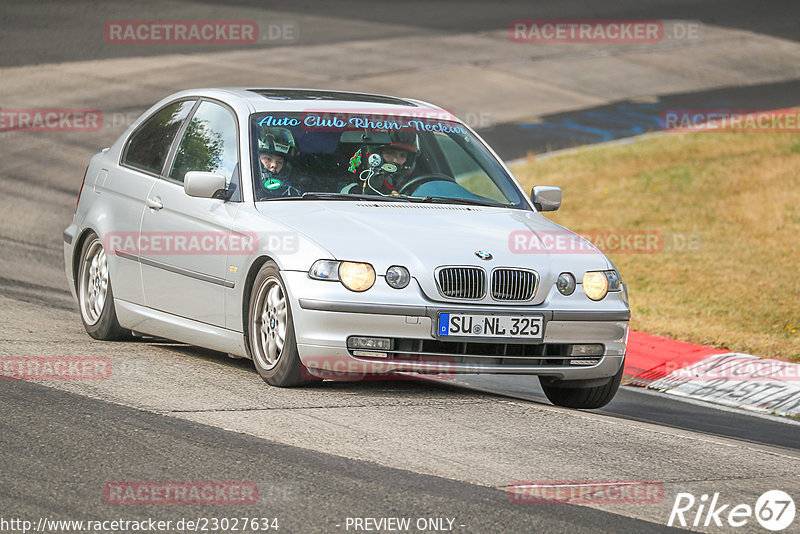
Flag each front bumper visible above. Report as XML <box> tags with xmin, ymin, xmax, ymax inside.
<box><xmin>283</xmin><ymin>271</ymin><xmax>629</xmax><ymax>381</ymax></box>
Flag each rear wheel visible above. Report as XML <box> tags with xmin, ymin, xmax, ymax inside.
<box><xmin>77</xmin><ymin>234</ymin><xmax>128</xmax><ymax>340</ymax></box>
<box><xmin>539</xmin><ymin>360</ymin><xmax>624</xmax><ymax>409</ymax></box>
<box><xmin>247</xmin><ymin>261</ymin><xmax>316</xmax><ymax>386</ymax></box>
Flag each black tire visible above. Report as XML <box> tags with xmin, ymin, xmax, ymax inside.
<box><xmin>539</xmin><ymin>360</ymin><xmax>624</xmax><ymax>409</ymax></box>
<box><xmin>77</xmin><ymin>233</ymin><xmax>128</xmax><ymax>340</ymax></box>
<box><xmin>246</xmin><ymin>261</ymin><xmax>316</xmax><ymax>387</ymax></box>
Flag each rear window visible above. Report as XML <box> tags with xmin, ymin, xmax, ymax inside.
<box><xmin>122</xmin><ymin>100</ymin><xmax>195</xmax><ymax>175</ymax></box>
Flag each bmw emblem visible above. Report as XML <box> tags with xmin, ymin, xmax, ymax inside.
<box><xmin>475</xmin><ymin>250</ymin><xmax>493</xmax><ymax>261</ymax></box>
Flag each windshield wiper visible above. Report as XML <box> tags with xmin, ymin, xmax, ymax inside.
<box><xmin>416</xmin><ymin>195</ymin><xmax>506</xmax><ymax>207</ymax></box>
<box><xmin>264</xmin><ymin>192</ymin><xmax>505</xmax><ymax>207</ymax></box>
<box><xmin>262</xmin><ymin>192</ymin><xmax>410</xmax><ymax>202</ymax></box>
<box><xmin>299</xmin><ymin>192</ymin><xmax>414</xmax><ymax>202</ymax></box>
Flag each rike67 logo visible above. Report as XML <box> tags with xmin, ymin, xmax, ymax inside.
<box><xmin>669</xmin><ymin>490</ymin><xmax>795</xmax><ymax>531</ymax></box>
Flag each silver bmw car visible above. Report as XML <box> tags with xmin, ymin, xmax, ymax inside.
<box><xmin>63</xmin><ymin>88</ymin><xmax>630</xmax><ymax>409</ymax></box>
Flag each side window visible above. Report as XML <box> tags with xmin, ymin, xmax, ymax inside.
<box><xmin>169</xmin><ymin>101</ymin><xmax>238</xmax><ymax>185</ymax></box>
<box><xmin>123</xmin><ymin>100</ymin><xmax>195</xmax><ymax>175</ymax></box>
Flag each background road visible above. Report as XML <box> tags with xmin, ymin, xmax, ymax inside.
<box><xmin>1</xmin><ymin>0</ymin><xmax>798</xmax><ymax>67</ymax></box>
<box><xmin>4</xmin><ymin>379</ymin><xmax>681</xmax><ymax>534</ymax></box>
<box><xmin>1</xmin><ymin>1</ymin><xmax>799</xmax><ymax>532</ymax></box>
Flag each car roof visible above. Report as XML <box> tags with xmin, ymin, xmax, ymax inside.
<box><xmin>170</xmin><ymin>87</ymin><xmax>456</xmax><ymax>118</ymax></box>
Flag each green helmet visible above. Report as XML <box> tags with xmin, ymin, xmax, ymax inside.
<box><xmin>259</xmin><ymin>127</ymin><xmax>297</xmax><ymax>159</ymax></box>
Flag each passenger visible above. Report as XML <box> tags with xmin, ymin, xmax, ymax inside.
<box><xmin>256</xmin><ymin>127</ymin><xmax>302</xmax><ymax>199</ymax></box>
<box><xmin>346</xmin><ymin>131</ymin><xmax>419</xmax><ymax>196</ymax></box>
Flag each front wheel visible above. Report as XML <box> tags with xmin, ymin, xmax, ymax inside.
<box><xmin>247</xmin><ymin>261</ymin><xmax>317</xmax><ymax>387</ymax></box>
<box><xmin>77</xmin><ymin>234</ymin><xmax>128</xmax><ymax>340</ymax></box>
<box><xmin>539</xmin><ymin>360</ymin><xmax>624</xmax><ymax>409</ymax></box>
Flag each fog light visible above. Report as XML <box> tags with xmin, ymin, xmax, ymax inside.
<box><xmin>569</xmin><ymin>359</ymin><xmax>600</xmax><ymax>366</ymax></box>
<box><xmin>556</xmin><ymin>272</ymin><xmax>576</xmax><ymax>296</ymax></box>
<box><xmin>348</xmin><ymin>337</ymin><xmax>392</xmax><ymax>351</ymax></box>
<box><xmin>385</xmin><ymin>265</ymin><xmax>411</xmax><ymax>289</ymax></box>
<box><xmin>352</xmin><ymin>350</ymin><xmax>389</xmax><ymax>358</ymax></box>
<box><xmin>568</xmin><ymin>344</ymin><xmax>604</xmax><ymax>357</ymax></box>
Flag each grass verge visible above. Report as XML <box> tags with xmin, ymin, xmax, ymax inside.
<box><xmin>512</xmin><ymin>131</ymin><xmax>800</xmax><ymax>362</ymax></box>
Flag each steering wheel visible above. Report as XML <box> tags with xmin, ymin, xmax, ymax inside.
<box><xmin>398</xmin><ymin>173</ymin><xmax>456</xmax><ymax>195</ymax></box>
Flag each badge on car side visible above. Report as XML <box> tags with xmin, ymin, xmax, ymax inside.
<box><xmin>475</xmin><ymin>250</ymin><xmax>493</xmax><ymax>260</ymax></box>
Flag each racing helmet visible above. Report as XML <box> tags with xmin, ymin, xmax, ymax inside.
<box><xmin>258</xmin><ymin>126</ymin><xmax>297</xmax><ymax>160</ymax></box>
<box><xmin>374</xmin><ymin>131</ymin><xmax>419</xmax><ymax>188</ymax></box>
<box><xmin>257</xmin><ymin>127</ymin><xmax>298</xmax><ymax>196</ymax></box>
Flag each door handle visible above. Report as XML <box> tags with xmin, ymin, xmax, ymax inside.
<box><xmin>146</xmin><ymin>197</ymin><xmax>163</xmax><ymax>210</ymax></box>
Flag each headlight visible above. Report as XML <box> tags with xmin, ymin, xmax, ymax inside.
<box><xmin>583</xmin><ymin>271</ymin><xmax>609</xmax><ymax>301</ymax></box>
<box><xmin>605</xmin><ymin>269</ymin><xmax>622</xmax><ymax>291</ymax></box>
<box><xmin>556</xmin><ymin>272</ymin><xmax>576</xmax><ymax>296</ymax></box>
<box><xmin>385</xmin><ymin>266</ymin><xmax>410</xmax><ymax>289</ymax></box>
<box><xmin>339</xmin><ymin>262</ymin><xmax>375</xmax><ymax>292</ymax></box>
<box><xmin>309</xmin><ymin>260</ymin><xmax>340</xmax><ymax>280</ymax></box>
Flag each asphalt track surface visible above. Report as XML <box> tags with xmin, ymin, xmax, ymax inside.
<box><xmin>2</xmin><ymin>378</ymin><xmax>683</xmax><ymax>534</ymax></box>
<box><xmin>447</xmin><ymin>375</ymin><xmax>800</xmax><ymax>451</ymax></box>
<box><xmin>1</xmin><ymin>1</ymin><xmax>800</xmax><ymax>532</ymax></box>
<box><xmin>482</xmin><ymin>79</ymin><xmax>800</xmax><ymax>159</ymax></box>
<box><xmin>1</xmin><ymin>0</ymin><xmax>798</xmax><ymax>67</ymax></box>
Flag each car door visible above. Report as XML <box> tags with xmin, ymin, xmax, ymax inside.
<box><xmin>139</xmin><ymin>100</ymin><xmax>242</xmax><ymax>327</ymax></box>
<box><xmin>107</xmin><ymin>99</ymin><xmax>196</xmax><ymax>305</ymax></box>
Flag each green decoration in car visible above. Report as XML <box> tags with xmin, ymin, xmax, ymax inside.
<box><xmin>348</xmin><ymin>149</ymin><xmax>363</xmax><ymax>173</ymax></box>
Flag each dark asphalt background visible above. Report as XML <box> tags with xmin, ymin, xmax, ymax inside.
<box><xmin>1</xmin><ymin>0</ymin><xmax>798</xmax><ymax>67</ymax></box>
<box><xmin>0</xmin><ymin>379</ymin><xmax>685</xmax><ymax>533</ymax></box>
<box><xmin>2</xmin><ymin>1</ymin><xmax>799</xmax><ymax>159</ymax></box>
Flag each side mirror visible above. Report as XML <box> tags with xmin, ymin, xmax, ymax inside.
<box><xmin>531</xmin><ymin>186</ymin><xmax>562</xmax><ymax>212</ymax></box>
<box><xmin>185</xmin><ymin>171</ymin><xmax>226</xmax><ymax>199</ymax></box>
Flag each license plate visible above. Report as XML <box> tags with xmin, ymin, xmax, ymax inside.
<box><xmin>437</xmin><ymin>313</ymin><xmax>543</xmax><ymax>339</ymax></box>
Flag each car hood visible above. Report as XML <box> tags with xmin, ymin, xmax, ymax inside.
<box><xmin>255</xmin><ymin>200</ymin><xmax>611</xmax><ymax>304</ymax></box>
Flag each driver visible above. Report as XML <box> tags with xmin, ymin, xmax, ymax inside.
<box><xmin>358</xmin><ymin>131</ymin><xmax>419</xmax><ymax>196</ymax></box>
<box><xmin>256</xmin><ymin>127</ymin><xmax>302</xmax><ymax>199</ymax></box>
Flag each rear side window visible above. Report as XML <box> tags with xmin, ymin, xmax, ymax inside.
<box><xmin>122</xmin><ymin>100</ymin><xmax>195</xmax><ymax>175</ymax></box>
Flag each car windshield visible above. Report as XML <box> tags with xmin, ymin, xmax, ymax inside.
<box><xmin>250</xmin><ymin>111</ymin><xmax>529</xmax><ymax>209</ymax></box>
